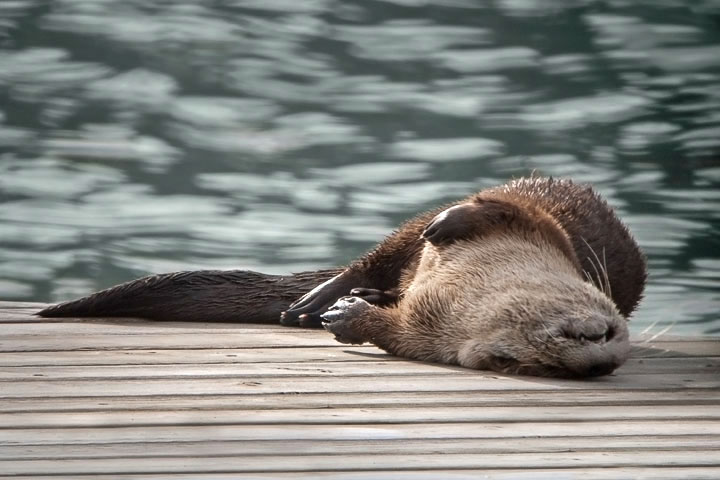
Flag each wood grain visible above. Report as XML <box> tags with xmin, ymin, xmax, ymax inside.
<box><xmin>0</xmin><ymin>301</ymin><xmax>718</xmax><ymax>478</ymax></box>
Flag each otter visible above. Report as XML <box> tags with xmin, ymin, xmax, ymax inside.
<box><xmin>38</xmin><ymin>177</ymin><xmax>647</xmax><ymax>378</ymax></box>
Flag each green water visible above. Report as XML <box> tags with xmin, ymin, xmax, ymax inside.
<box><xmin>0</xmin><ymin>0</ymin><xmax>719</xmax><ymax>334</ymax></box>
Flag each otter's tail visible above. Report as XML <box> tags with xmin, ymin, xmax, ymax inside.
<box><xmin>36</xmin><ymin>269</ymin><xmax>341</xmax><ymax>323</ymax></box>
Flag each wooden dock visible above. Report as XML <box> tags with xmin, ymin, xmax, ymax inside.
<box><xmin>0</xmin><ymin>301</ymin><xmax>718</xmax><ymax>479</ymax></box>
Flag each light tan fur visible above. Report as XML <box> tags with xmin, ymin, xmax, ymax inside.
<box><xmin>323</xmin><ymin>228</ymin><xmax>630</xmax><ymax>378</ymax></box>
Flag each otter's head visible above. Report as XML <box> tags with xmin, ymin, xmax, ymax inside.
<box><xmin>456</xmin><ymin>275</ymin><xmax>630</xmax><ymax>378</ymax></box>
<box><xmin>422</xmin><ymin>197</ymin><xmax>633</xmax><ymax>379</ymax></box>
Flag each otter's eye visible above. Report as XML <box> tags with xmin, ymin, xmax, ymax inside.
<box><xmin>490</xmin><ymin>354</ymin><xmax>516</xmax><ymax>369</ymax></box>
<box><xmin>605</xmin><ymin>326</ymin><xmax>615</xmax><ymax>341</ymax></box>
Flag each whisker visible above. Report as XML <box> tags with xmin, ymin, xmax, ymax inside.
<box><xmin>640</xmin><ymin>319</ymin><xmax>661</xmax><ymax>336</ymax></box>
<box><xmin>601</xmin><ymin>246</ymin><xmax>612</xmax><ymax>298</ymax></box>
<box><xmin>581</xmin><ymin>237</ymin><xmax>609</xmax><ymax>296</ymax></box>
<box><xmin>644</xmin><ymin>323</ymin><xmax>676</xmax><ymax>343</ymax></box>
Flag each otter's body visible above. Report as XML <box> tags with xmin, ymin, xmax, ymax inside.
<box><xmin>321</xmin><ymin>183</ymin><xmax>633</xmax><ymax>377</ymax></box>
<box><xmin>38</xmin><ymin>177</ymin><xmax>646</xmax><ymax>378</ymax></box>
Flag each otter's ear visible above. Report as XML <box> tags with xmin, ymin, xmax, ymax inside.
<box><xmin>422</xmin><ymin>200</ymin><xmax>519</xmax><ymax>246</ymax></box>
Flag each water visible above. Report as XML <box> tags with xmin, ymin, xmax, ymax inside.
<box><xmin>0</xmin><ymin>0</ymin><xmax>718</xmax><ymax>335</ymax></box>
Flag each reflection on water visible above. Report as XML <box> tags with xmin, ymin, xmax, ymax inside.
<box><xmin>1</xmin><ymin>0</ymin><xmax>718</xmax><ymax>335</ymax></box>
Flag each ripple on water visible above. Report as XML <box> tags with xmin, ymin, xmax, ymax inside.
<box><xmin>698</xmin><ymin>166</ymin><xmax>720</xmax><ymax>183</ymax></box>
<box><xmin>0</xmin><ymin>190</ymin><xmax>231</xmax><ymax>238</ymax></box>
<box><xmin>648</xmin><ymin>188</ymin><xmax>720</xmax><ymax>217</ymax></box>
<box><xmin>389</xmin><ymin>138</ymin><xmax>505</xmax><ymax>161</ymax></box>
<box><xmin>488</xmin><ymin>155</ymin><xmax>623</xmax><ymax>199</ymax></box>
<box><xmin>170</xmin><ymin>110</ymin><xmax>369</xmax><ymax>154</ymax></box>
<box><xmin>0</xmin><ymin>280</ymin><xmax>34</xmax><ymax>299</ymax></box>
<box><xmin>308</xmin><ymin>162</ymin><xmax>432</xmax><ymax>185</ymax></box>
<box><xmin>349</xmin><ymin>181</ymin><xmax>476</xmax><ymax>215</ymax></box>
<box><xmin>169</xmin><ymin>97</ymin><xmax>280</xmax><ymax>126</ymax></box>
<box><xmin>196</xmin><ymin>171</ymin><xmax>342</xmax><ymax>210</ymax></box>
<box><xmin>272</xmin><ymin>112</ymin><xmax>371</xmax><ymax>147</ymax></box>
<box><xmin>326</xmin><ymin>74</ymin><xmax>527</xmax><ymax>118</ymax></box>
<box><xmin>618</xmin><ymin>122</ymin><xmax>681</xmax><ymax>154</ymax></box>
<box><xmin>50</xmin><ymin>278</ymin><xmax>98</xmax><ymax>304</ymax></box>
<box><xmin>586</xmin><ymin>14</ymin><xmax>702</xmax><ymax>49</ymax></box>
<box><xmin>335</xmin><ymin>20</ymin><xmax>489</xmax><ymax>61</ymax></box>
<box><xmin>0</xmin><ymin>156</ymin><xmax>125</xmax><ymax>199</ymax></box>
<box><xmin>323</xmin><ymin>76</ymin><xmax>488</xmax><ymax>117</ymax></box>
<box><xmin>0</xmin><ymin>247</ymin><xmax>84</xmax><ymax>283</ymax></box>
<box><xmin>542</xmin><ymin>54</ymin><xmax>594</xmax><ymax>76</ymax></box>
<box><xmin>623</xmin><ymin>214</ymin><xmax>710</xmax><ymax>257</ymax></box>
<box><xmin>227</xmin><ymin>0</ymin><xmax>333</xmax><ymax>14</ymax></box>
<box><xmin>673</xmin><ymin>126</ymin><xmax>720</xmax><ymax>156</ymax></box>
<box><xmin>0</xmin><ymin>48</ymin><xmax>112</xmax><ymax>99</ymax></box>
<box><xmin>434</xmin><ymin>47</ymin><xmax>540</xmax><ymax>72</ymax></box>
<box><xmin>86</xmin><ymin>69</ymin><xmax>178</xmax><ymax>110</ymax></box>
<box><xmin>586</xmin><ymin>13</ymin><xmax>720</xmax><ymax>73</ymax></box>
<box><xmin>642</xmin><ymin>45</ymin><xmax>720</xmax><ymax>72</ymax></box>
<box><xmin>373</xmin><ymin>0</ymin><xmax>484</xmax><ymax>9</ymax></box>
<box><xmin>497</xmin><ymin>0</ymin><xmax>593</xmax><ymax>17</ymax></box>
<box><xmin>40</xmin><ymin>124</ymin><xmax>180</xmax><ymax>172</ymax></box>
<box><xmin>0</xmin><ymin>126</ymin><xmax>34</xmax><ymax>148</ymax></box>
<box><xmin>635</xmin><ymin>282</ymin><xmax>720</xmax><ymax>336</ymax></box>
<box><xmin>42</xmin><ymin>4</ymin><xmax>244</xmax><ymax>46</ymax></box>
<box><xmin>188</xmin><ymin>206</ymin><xmax>389</xmax><ymax>255</ymax></box>
<box><xmin>511</xmin><ymin>93</ymin><xmax>652</xmax><ymax>131</ymax></box>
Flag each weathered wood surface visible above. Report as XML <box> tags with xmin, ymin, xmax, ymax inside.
<box><xmin>0</xmin><ymin>301</ymin><xmax>718</xmax><ymax>479</ymax></box>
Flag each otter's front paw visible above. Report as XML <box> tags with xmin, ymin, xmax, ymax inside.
<box><xmin>281</xmin><ymin>271</ymin><xmax>358</xmax><ymax>328</ymax></box>
<box><xmin>320</xmin><ymin>296</ymin><xmax>371</xmax><ymax>344</ymax></box>
<box><xmin>349</xmin><ymin>288</ymin><xmax>399</xmax><ymax>306</ymax></box>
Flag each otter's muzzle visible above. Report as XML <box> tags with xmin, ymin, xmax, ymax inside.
<box><xmin>556</xmin><ymin>315</ymin><xmax>631</xmax><ymax>378</ymax></box>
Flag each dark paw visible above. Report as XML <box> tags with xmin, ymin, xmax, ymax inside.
<box><xmin>281</xmin><ymin>272</ymin><xmax>357</xmax><ymax>328</ymax></box>
<box><xmin>321</xmin><ymin>296</ymin><xmax>371</xmax><ymax>344</ymax></box>
<box><xmin>349</xmin><ymin>288</ymin><xmax>398</xmax><ymax>306</ymax></box>
<box><xmin>422</xmin><ymin>204</ymin><xmax>477</xmax><ymax>246</ymax></box>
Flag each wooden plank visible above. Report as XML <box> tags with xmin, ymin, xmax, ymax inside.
<box><xmin>0</xmin><ymin>361</ymin><xmax>473</xmax><ymax>381</ymax></box>
<box><xmin>3</xmin><ymin>421</ymin><xmax>719</xmax><ymax>445</ymax></box>
<box><xmin>1</xmin><ymin>372</ymin><xmax>718</xmax><ymax>399</ymax></box>
<box><xmin>632</xmin><ymin>341</ymin><xmax>720</xmax><ymax>358</ymax></box>
<box><xmin>2</xmin><ymin>405</ymin><xmax>718</xmax><ymax>429</ymax></box>
<box><xmin>0</xmin><ymin>331</ymin><xmax>717</xmax><ymax>356</ymax></box>
<box><xmin>2</xmin><ymin>359</ymin><xmax>713</xmax><ymax>382</ymax></box>
<box><xmin>4</xmin><ymin>436</ymin><xmax>720</xmax><ymax>460</ymax></box>
<box><xmin>0</xmin><ymin>351</ymin><xmax>717</xmax><ymax>374</ymax></box>
<box><xmin>2</xmin><ymin>304</ymin><xmax>718</xmax><ymax>355</ymax></box>
<box><xmin>0</xmin><ymin>375</ymin><xmax>561</xmax><ymax>398</ymax></box>
<box><xmin>0</xmin><ymin>333</ymin><xmax>349</xmax><ymax>351</ymax></box>
<box><xmin>2</xmin><ymin>357</ymin><xmax>718</xmax><ymax>380</ymax></box>
<box><xmin>2</xmin><ymin>389</ymin><xmax>719</xmax><ymax>413</ymax></box>
<box><xmin>2</xmin><ymin>450</ymin><xmax>720</xmax><ymax>475</ymax></box>
<box><xmin>0</xmin><ymin>348</ymin><xmax>392</xmax><ymax>367</ymax></box>
<box><xmin>0</xmin><ymin>321</ymin><xmax>315</xmax><ymax>335</ymax></box>
<box><xmin>0</xmin><ymin>468</ymin><xmax>718</xmax><ymax>480</ymax></box>
<box><xmin>621</xmin><ymin>356</ymin><xmax>720</xmax><ymax>373</ymax></box>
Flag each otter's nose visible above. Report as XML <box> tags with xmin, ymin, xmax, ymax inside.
<box><xmin>560</xmin><ymin>315</ymin><xmax>614</xmax><ymax>343</ymax></box>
